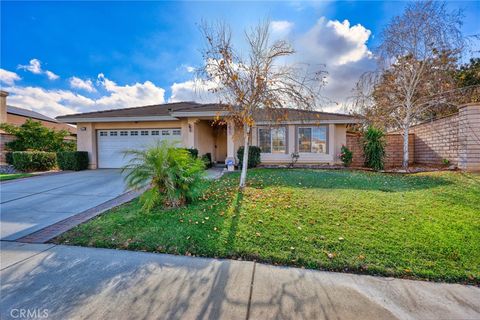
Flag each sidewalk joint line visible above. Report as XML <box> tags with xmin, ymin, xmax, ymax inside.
<box><xmin>0</xmin><ymin>243</ymin><xmax>57</xmax><ymax>272</ymax></box>
<box><xmin>245</xmin><ymin>261</ymin><xmax>256</xmax><ymax>320</ymax></box>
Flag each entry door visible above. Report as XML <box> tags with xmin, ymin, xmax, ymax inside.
<box><xmin>97</xmin><ymin>129</ymin><xmax>181</xmax><ymax>168</ymax></box>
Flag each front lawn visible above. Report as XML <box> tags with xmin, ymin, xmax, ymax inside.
<box><xmin>55</xmin><ymin>169</ymin><xmax>480</xmax><ymax>284</ymax></box>
<box><xmin>0</xmin><ymin>173</ymin><xmax>34</xmax><ymax>181</ymax></box>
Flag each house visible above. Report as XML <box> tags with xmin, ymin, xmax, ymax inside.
<box><xmin>0</xmin><ymin>90</ymin><xmax>77</xmax><ymax>164</ymax></box>
<box><xmin>56</xmin><ymin>101</ymin><xmax>359</xmax><ymax>169</ymax></box>
<box><xmin>0</xmin><ymin>91</ymin><xmax>76</xmax><ymax>135</ymax></box>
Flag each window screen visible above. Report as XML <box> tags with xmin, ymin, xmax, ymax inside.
<box><xmin>298</xmin><ymin>126</ymin><xmax>327</xmax><ymax>153</ymax></box>
<box><xmin>258</xmin><ymin>127</ymin><xmax>286</xmax><ymax>153</ymax></box>
<box><xmin>258</xmin><ymin>128</ymin><xmax>271</xmax><ymax>153</ymax></box>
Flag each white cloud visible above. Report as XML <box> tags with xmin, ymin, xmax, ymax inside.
<box><xmin>271</xmin><ymin>20</ymin><xmax>294</xmax><ymax>36</ymax></box>
<box><xmin>69</xmin><ymin>77</ymin><xmax>96</xmax><ymax>92</ymax></box>
<box><xmin>45</xmin><ymin>70</ymin><xmax>60</xmax><ymax>80</ymax></box>
<box><xmin>18</xmin><ymin>59</ymin><xmax>42</xmax><ymax>74</ymax></box>
<box><xmin>4</xmin><ymin>86</ymin><xmax>90</xmax><ymax>117</ymax></box>
<box><xmin>0</xmin><ymin>69</ymin><xmax>21</xmax><ymax>85</ymax></box>
<box><xmin>186</xmin><ymin>66</ymin><xmax>195</xmax><ymax>73</ymax></box>
<box><xmin>17</xmin><ymin>58</ymin><xmax>60</xmax><ymax>80</ymax></box>
<box><xmin>295</xmin><ymin>17</ymin><xmax>375</xmax><ymax>110</ymax></box>
<box><xmin>95</xmin><ymin>73</ymin><xmax>166</xmax><ymax>109</ymax></box>
<box><xmin>3</xmin><ymin>74</ymin><xmax>166</xmax><ymax>117</ymax></box>
<box><xmin>169</xmin><ymin>79</ymin><xmax>218</xmax><ymax>103</ymax></box>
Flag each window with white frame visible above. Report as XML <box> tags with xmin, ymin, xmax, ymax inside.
<box><xmin>141</xmin><ymin>130</ymin><xmax>149</xmax><ymax>136</ymax></box>
<box><xmin>298</xmin><ymin>126</ymin><xmax>327</xmax><ymax>153</ymax></box>
<box><xmin>258</xmin><ymin>127</ymin><xmax>286</xmax><ymax>153</ymax></box>
<box><xmin>109</xmin><ymin>131</ymin><xmax>118</xmax><ymax>136</ymax></box>
<box><xmin>162</xmin><ymin>130</ymin><xmax>170</xmax><ymax>136</ymax></box>
<box><xmin>120</xmin><ymin>131</ymin><xmax>128</xmax><ymax>136</ymax></box>
<box><xmin>130</xmin><ymin>131</ymin><xmax>138</xmax><ymax>136</ymax></box>
<box><xmin>151</xmin><ymin>130</ymin><xmax>160</xmax><ymax>136</ymax></box>
<box><xmin>172</xmin><ymin>129</ymin><xmax>181</xmax><ymax>136</ymax></box>
<box><xmin>99</xmin><ymin>131</ymin><xmax>107</xmax><ymax>136</ymax></box>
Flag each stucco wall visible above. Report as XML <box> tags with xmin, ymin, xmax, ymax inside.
<box><xmin>77</xmin><ymin>120</ymin><xmax>188</xmax><ymax>169</ymax></box>
<box><xmin>195</xmin><ymin>120</ymin><xmax>216</xmax><ymax>160</ymax></box>
<box><xmin>250</xmin><ymin>124</ymin><xmax>346</xmax><ymax>165</ymax></box>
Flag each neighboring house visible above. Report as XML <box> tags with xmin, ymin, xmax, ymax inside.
<box><xmin>56</xmin><ymin>102</ymin><xmax>359</xmax><ymax>169</ymax></box>
<box><xmin>0</xmin><ymin>90</ymin><xmax>77</xmax><ymax>164</ymax></box>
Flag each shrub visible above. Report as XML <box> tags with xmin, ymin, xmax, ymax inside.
<box><xmin>201</xmin><ymin>153</ymin><xmax>213</xmax><ymax>168</ymax></box>
<box><xmin>237</xmin><ymin>146</ymin><xmax>261</xmax><ymax>168</ymax></box>
<box><xmin>185</xmin><ymin>148</ymin><xmax>198</xmax><ymax>159</ymax></box>
<box><xmin>57</xmin><ymin>151</ymin><xmax>89</xmax><ymax>171</ymax></box>
<box><xmin>12</xmin><ymin>151</ymin><xmax>57</xmax><ymax>172</ymax></box>
<box><xmin>123</xmin><ymin>141</ymin><xmax>205</xmax><ymax>212</ymax></box>
<box><xmin>339</xmin><ymin>145</ymin><xmax>353</xmax><ymax>167</ymax></box>
<box><xmin>363</xmin><ymin>127</ymin><xmax>386</xmax><ymax>171</ymax></box>
<box><xmin>0</xmin><ymin>119</ymin><xmax>74</xmax><ymax>152</ymax></box>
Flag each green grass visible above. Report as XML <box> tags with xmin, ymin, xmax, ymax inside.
<box><xmin>0</xmin><ymin>173</ymin><xmax>33</xmax><ymax>181</ymax></box>
<box><xmin>55</xmin><ymin>169</ymin><xmax>480</xmax><ymax>284</ymax></box>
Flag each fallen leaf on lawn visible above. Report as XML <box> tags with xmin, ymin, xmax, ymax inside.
<box><xmin>338</xmin><ymin>237</ymin><xmax>345</xmax><ymax>241</ymax></box>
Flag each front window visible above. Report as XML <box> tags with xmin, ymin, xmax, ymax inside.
<box><xmin>258</xmin><ymin>127</ymin><xmax>286</xmax><ymax>153</ymax></box>
<box><xmin>298</xmin><ymin>126</ymin><xmax>327</xmax><ymax>153</ymax></box>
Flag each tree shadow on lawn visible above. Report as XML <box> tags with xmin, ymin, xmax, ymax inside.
<box><xmin>228</xmin><ymin>168</ymin><xmax>454</xmax><ymax>192</ymax></box>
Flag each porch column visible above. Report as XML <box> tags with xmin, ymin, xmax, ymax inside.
<box><xmin>226</xmin><ymin>120</ymin><xmax>235</xmax><ymax>171</ymax></box>
<box><xmin>328</xmin><ymin>123</ymin><xmax>335</xmax><ymax>165</ymax></box>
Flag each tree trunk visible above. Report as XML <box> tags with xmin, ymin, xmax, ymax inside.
<box><xmin>402</xmin><ymin>125</ymin><xmax>409</xmax><ymax>170</ymax></box>
<box><xmin>239</xmin><ymin>124</ymin><xmax>251</xmax><ymax>189</ymax></box>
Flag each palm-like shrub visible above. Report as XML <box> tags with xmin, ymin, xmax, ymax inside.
<box><xmin>363</xmin><ymin>126</ymin><xmax>386</xmax><ymax>171</ymax></box>
<box><xmin>122</xmin><ymin>141</ymin><xmax>205</xmax><ymax>212</ymax></box>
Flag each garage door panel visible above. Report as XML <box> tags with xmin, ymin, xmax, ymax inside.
<box><xmin>97</xmin><ymin>129</ymin><xmax>182</xmax><ymax>168</ymax></box>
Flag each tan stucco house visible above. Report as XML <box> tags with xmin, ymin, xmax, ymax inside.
<box><xmin>56</xmin><ymin>102</ymin><xmax>359</xmax><ymax>169</ymax></box>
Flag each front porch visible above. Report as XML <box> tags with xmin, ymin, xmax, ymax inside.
<box><xmin>186</xmin><ymin>119</ymin><xmax>239</xmax><ymax>170</ymax></box>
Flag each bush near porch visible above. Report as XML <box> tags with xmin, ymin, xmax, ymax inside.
<box><xmin>56</xmin><ymin>169</ymin><xmax>480</xmax><ymax>284</ymax></box>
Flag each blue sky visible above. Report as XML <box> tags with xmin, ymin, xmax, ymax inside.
<box><xmin>1</xmin><ymin>1</ymin><xmax>479</xmax><ymax>117</ymax></box>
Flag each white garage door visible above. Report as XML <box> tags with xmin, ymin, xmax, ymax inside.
<box><xmin>97</xmin><ymin>128</ymin><xmax>182</xmax><ymax>168</ymax></box>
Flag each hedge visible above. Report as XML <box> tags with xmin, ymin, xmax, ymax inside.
<box><xmin>57</xmin><ymin>151</ymin><xmax>89</xmax><ymax>171</ymax></box>
<box><xmin>12</xmin><ymin>151</ymin><xmax>57</xmax><ymax>172</ymax></box>
<box><xmin>237</xmin><ymin>146</ymin><xmax>262</xmax><ymax>168</ymax></box>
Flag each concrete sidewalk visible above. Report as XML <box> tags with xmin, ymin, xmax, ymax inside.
<box><xmin>1</xmin><ymin>241</ymin><xmax>479</xmax><ymax>320</ymax></box>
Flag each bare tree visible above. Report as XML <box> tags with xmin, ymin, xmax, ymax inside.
<box><xmin>199</xmin><ymin>21</ymin><xmax>325</xmax><ymax>188</ymax></box>
<box><xmin>353</xmin><ymin>1</ymin><xmax>465</xmax><ymax>170</ymax></box>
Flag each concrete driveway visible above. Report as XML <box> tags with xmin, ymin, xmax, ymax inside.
<box><xmin>0</xmin><ymin>170</ymin><xmax>127</xmax><ymax>241</ymax></box>
<box><xmin>1</xmin><ymin>242</ymin><xmax>479</xmax><ymax>320</ymax></box>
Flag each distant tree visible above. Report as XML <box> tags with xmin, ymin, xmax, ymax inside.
<box><xmin>454</xmin><ymin>58</ymin><xmax>480</xmax><ymax>103</ymax></box>
<box><xmin>199</xmin><ymin>21</ymin><xmax>325</xmax><ymax>188</ymax></box>
<box><xmin>354</xmin><ymin>1</ymin><xmax>465</xmax><ymax>170</ymax></box>
<box><xmin>0</xmin><ymin>119</ymin><xmax>75</xmax><ymax>152</ymax></box>
<box><xmin>455</xmin><ymin>58</ymin><xmax>480</xmax><ymax>87</ymax></box>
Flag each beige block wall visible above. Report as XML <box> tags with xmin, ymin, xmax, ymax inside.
<box><xmin>410</xmin><ymin>114</ymin><xmax>459</xmax><ymax>165</ymax></box>
<box><xmin>458</xmin><ymin>104</ymin><xmax>480</xmax><ymax>171</ymax></box>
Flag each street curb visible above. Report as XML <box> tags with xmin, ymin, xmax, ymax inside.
<box><xmin>16</xmin><ymin>189</ymin><xmax>141</xmax><ymax>244</ymax></box>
